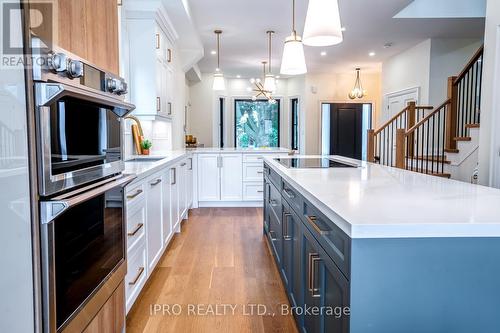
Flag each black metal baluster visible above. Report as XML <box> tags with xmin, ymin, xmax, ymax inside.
<box><xmin>431</xmin><ymin>114</ymin><xmax>435</xmax><ymax>175</ymax></box>
<box><xmin>467</xmin><ymin>69</ymin><xmax>472</xmax><ymax>129</ymax></box>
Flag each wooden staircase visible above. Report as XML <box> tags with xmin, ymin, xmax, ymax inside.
<box><xmin>368</xmin><ymin>45</ymin><xmax>483</xmax><ymax>178</ymax></box>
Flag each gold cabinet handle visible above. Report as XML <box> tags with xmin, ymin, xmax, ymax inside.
<box><xmin>283</xmin><ymin>212</ymin><xmax>292</xmax><ymax>240</ymax></box>
<box><xmin>129</xmin><ymin>267</ymin><xmax>145</xmax><ymax>285</ymax></box>
<box><xmin>126</xmin><ymin>189</ymin><xmax>143</xmax><ymax>200</ymax></box>
<box><xmin>306</xmin><ymin>215</ymin><xmax>330</xmax><ymax>235</ymax></box>
<box><xmin>127</xmin><ymin>223</ymin><xmax>144</xmax><ymax>237</ymax></box>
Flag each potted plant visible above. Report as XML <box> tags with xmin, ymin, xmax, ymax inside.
<box><xmin>141</xmin><ymin>140</ymin><xmax>152</xmax><ymax>155</ymax></box>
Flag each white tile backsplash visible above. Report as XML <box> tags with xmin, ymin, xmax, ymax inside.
<box><xmin>123</xmin><ymin>118</ymin><xmax>172</xmax><ymax>158</ymax></box>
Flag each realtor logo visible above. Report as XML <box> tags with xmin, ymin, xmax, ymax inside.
<box><xmin>1</xmin><ymin>0</ymin><xmax>54</xmax><ymax>59</ymax></box>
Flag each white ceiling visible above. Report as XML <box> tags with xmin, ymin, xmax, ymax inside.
<box><xmin>188</xmin><ymin>0</ymin><xmax>485</xmax><ymax>78</ymax></box>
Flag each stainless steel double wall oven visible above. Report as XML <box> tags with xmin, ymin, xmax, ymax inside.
<box><xmin>32</xmin><ymin>37</ymin><xmax>135</xmax><ymax>333</ymax></box>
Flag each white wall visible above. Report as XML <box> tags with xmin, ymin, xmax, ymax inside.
<box><xmin>429</xmin><ymin>38</ymin><xmax>483</xmax><ymax>106</ymax></box>
<box><xmin>478</xmin><ymin>0</ymin><xmax>500</xmax><ymax>187</ymax></box>
<box><xmin>382</xmin><ymin>39</ymin><xmax>432</xmax><ymax>107</ymax></box>
<box><xmin>0</xmin><ymin>1</ymin><xmax>35</xmax><ymax>331</ymax></box>
<box><xmin>382</xmin><ymin>38</ymin><xmax>483</xmax><ymax>111</ymax></box>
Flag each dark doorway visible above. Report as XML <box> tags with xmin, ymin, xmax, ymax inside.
<box><xmin>291</xmin><ymin>98</ymin><xmax>299</xmax><ymax>151</ymax></box>
<box><xmin>321</xmin><ymin>103</ymin><xmax>372</xmax><ymax>160</ymax></box>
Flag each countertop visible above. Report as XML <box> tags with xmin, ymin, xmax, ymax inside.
<box><xmin>264</xmin><ymin>155</ymin><xmax>500</xmax><ymax>239</ymax></box>
<box><xmin>123</xmin><ymin>147</ymin><xmax>288</xmax><ymax>182</ymax></box>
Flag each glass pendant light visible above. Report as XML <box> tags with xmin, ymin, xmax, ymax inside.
<box><xmin>303</xmin><ymin>0</ymin><xmax>343</xmax><ymax>47</ymax></box>
<box><xmin>280</xmin><ymin>0</ymin><xmax>307</xmax><ymax>75</ymax></box>
<box><xmin>212</xmin><ymin>30</ymin><xmax>226</xmax><ymax>91</ymax></box>
<box><xmin>264</xmin><ymin>31</ymin><xmax>277</xmax><ymax>92</ymax></box>
<box><xmin>349</xmin><ymin>68</ymin><xmax>366</xmax><ymax>99</ymax></box>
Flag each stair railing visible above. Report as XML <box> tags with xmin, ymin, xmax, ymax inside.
<box><xmin>396</xmin><ymin>99</ymin><xmax>451</xmax><ymax>175</ymax></box>
<box><xmin>367</xmin><ymin>102</ymin><xmax>433</xmax><ymax>166</ymax></box>
<box><xmin>446</xmin><ymin>45</ymin><xmax>483</xmax><ymax>150</ymax></box>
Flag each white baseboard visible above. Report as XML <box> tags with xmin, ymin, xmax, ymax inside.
<box><xmin>197</xmin><ymin>201</ymin><xmax>263</xmax><ymax>208</ymax></box>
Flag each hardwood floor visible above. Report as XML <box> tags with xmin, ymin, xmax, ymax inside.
<box><xmin>126</xmin><ymin>207</ymin><xmax>298</xmax><ymax>333</ymax></box>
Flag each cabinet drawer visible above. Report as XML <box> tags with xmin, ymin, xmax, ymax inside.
<box><xmin>264</xmin><ymin>162</ymin><xmax>282</xmax><ymax>190</ymax></box>
<box><xmin>302</xmin><ymin>201</ymin><xmax>351</xmax><ymax>279</ymax></box>
<box><xmin>125</xmin><ymin>243</ymin><xmax>147</xmax><ymax>313</ymax></box>
<box><xmin>281</xmin><ymin>180</ymin><xmax>303</xmax><ymax>216</ymax></box>
<box><xmin>243</xmin><ymin>181</ymin><xmax>264</xmax><ymax>201</ymax></box>
<box><xmin>126</xmin><ymin>202</ymin><xmax>146</xmax><ymax>252</ymax></box>
<box><xmin>243</xmin><ymin>163</ymin><xmax>264</xmax><ymax>181</ymax></box>
<box><xmin>268</xmin><ymin>181</ymin><xmax>282</xmax><ymax>218</ymax></box>
<box><xmin>125</xmin><ymin>182</ymin><xmax>145</xmax><ymax>206</ymax></box>
<box><xmin>243</xmin><ymin>154</ymin><xmax>265</xmax><ymax>163</ymax></box>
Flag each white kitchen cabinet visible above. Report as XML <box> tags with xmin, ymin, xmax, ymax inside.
<box><xmin>187</xmin><ymin>157</ymin><xmax>194</xmax><ymax>208</ymax></box>
<box><xmin>220</xmin><ymin>154</ymin><xmax>243</xmax><ymax>201</ymax></box>
<box><xmin>126</xmin><ymin>4</ymin><xmax>177</xmax><ymax>119</ymax></box>
<box><xmin>177</xmin><ymin>160</ymin><xmax>187</xmax><ymax>220</ymax></box>
<box><xmin>162</xmin><ymin>168</ymin><xmax>172</xmax><ymax>245</ymax></box>
<box><xmin>243</xmin><ymin>181</ymin><xmax>264</xmax><ymax>201</ymax></box>
<box><xmin>170</xmin><ymin>166</ymin><xmax>180</xmax><ymax>231</ymax></box>
<box><xmin>197</xmin><ymin>154</ymin><xmax>221</xmax><ymax>201</ymax></box>
<box><xmin>145</xmin><ymin>173</ymin><xmax>163</xmax><ymax>271</ymax></box>
<box><xmin>125</xmin><ymin>242</ymin><xmax>147</xmax><ymax>313</ymax></box>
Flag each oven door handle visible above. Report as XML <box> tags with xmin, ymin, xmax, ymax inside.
<box><xmin>40</xmin><ymin>174</ymin><xmax>136</xmax><ymax>224</ymax></box>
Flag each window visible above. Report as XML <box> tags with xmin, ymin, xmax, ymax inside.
<box><xmin>234</xmin><ymin>99</ymin><xmax>280</xmax><ymax>148</ymax></box>
<box><xmin>291</xmin><ymin>98</ymin><xmax>299</xmax><ymax>151</ymax></box>
<box><xmin>219</xmin><ymin>97</ymin><xmax>224</xmax><ymax>147</ymax></box>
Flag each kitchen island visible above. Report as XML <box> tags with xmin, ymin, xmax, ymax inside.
<box><xmin>263</xmin><ymin>155</ymin><xmax>500</xmax><ymax>333</ymax></box>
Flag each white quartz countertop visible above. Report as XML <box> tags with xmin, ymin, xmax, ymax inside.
<box><xmin>265</xmin><ymin>155</ymin><xmax>500</xmax><ymax>239</ymax></box>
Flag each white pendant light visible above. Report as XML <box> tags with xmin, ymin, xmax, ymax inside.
<box><xmin>280</xmin><ymin>0</ymin><xmax>307</xmax><ymax>75</ymax></box>
<box><xmin>303</xmin><ymin>0</ymin><xmax>343</xmax><ymax>47</ymax></box>
<box><xmin>212</xmin><ymin>30</ymin><xmax>225</xmax><ymax>91</ymax></box>
<box><xmin>264</xmin><ymin>31</ymin><xmax>277</xmax><ymax>92</ymax></box>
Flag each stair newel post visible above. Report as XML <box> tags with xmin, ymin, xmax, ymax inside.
<box><xmin>407</xmin><ymin>102</ymin><xmax>416</xmax><ymax>157</ymax></box>
<box><xmin>395</xmin><ymin>129</ymin><xmax>406</xmax><ymax>169</ymax></box>
<box><xmin>367</xmin><ymin>129</ymin><xmax>375</xmax><ymax>162</ymax></box>
<box><xmin>446</xmin><ymin>76</ymin><xmax>458</xmax><ymax>150</ymax></box>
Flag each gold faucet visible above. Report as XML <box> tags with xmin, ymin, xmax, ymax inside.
<box><xmin>124</xmin><ymin>115</ymin><xmax>144</xmax><ymax>154</ymax></box>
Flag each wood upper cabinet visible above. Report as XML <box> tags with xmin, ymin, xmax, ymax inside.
<box><xmin>30</xmin><ymin>0</ymin><xmax>120</xmax><ymax>75</ymax></box>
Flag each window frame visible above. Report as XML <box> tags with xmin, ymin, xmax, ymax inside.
<box><xmin>233</xmin><ymin>99</ymin><xmax>281</xmax><ymax>148</ymax></box>
<box><xmin>290</xmin><ymin>98</ymin><xmax>299</xmax><ymax>151</ymax></box>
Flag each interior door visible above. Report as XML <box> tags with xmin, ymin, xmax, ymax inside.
<box><xmin>328</xmin><ymin>103</ymin><xmax>363</xmax><ymax>160</ymax></box>
<box><xmin>385</xmin><ymin>89</ymin><xmax>418</xmax><ymax>122</ymax></box>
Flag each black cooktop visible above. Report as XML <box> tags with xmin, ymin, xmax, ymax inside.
<box><xmin>275</xmin><ymin>158</ymin><xmax>356</xmax><ymax>169</ymax></box>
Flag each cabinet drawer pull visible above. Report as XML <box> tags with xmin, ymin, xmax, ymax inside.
<box><xmin>257</xmin><ymin>190</ymin><xmax>264</xmax><ymax>193</ymax></box>
<box><xmin>180</xmin><ymin>162</ymin><xmax>187</xmax><ymax>167</ymax></box>
<box><xmin>129</xmin><ymin>267</ymin><xmax>145</xmax><ymax>285</ymax></box>
<box><xmin>150</xmin><ymin>178</ymin><xmax>162</xmax><ymax>186</ymax></box>
<box><xmin>171</xmin><ymin>168</ymin><xmax>176</xmax><ymax>185</ymax></box>
<box><xmin>167</xmin><ymin>48</ymin><xmax>172</xmax><ymax>62</ymax></box>
<box><xmin>156</xmin><ymin>96</ymin><xmax>161</xmax><ymax>112</ymax></box>
<box><xmin>283</xmin><ymin>188</ymin><xmax>295</xmax><ymax>199</ymax></box>
<box><xmin>189</xmin><ymin>157</ymin><xmax>193</xmax><ymax>170</ymax></box>
<box><xmin>283</xmin><ymin>212</ymin><xmax>292</xmax><ymax>240</ymax></box>
<box><xmin>308</xmin><ymin>254</ymin><xmax>321</xmax><ymax>298</ymax></box>
<box><xmin>269</xmin><ymin>230</ymin><xmax>277</xmax><ymax>241</ymax></box>
<box><xmin>257</xmin><ymin>171</ymin><xmax>264</xmax><ymax>174</ymax></box>
<box><xmin>269</xmin><ymin>199</ymin><xmax>278</xmax><ymax>207</ymax></box>
<box><xmin>306</xmin><ymin>215</ymin><xmax>330</xmax><ymax>235</ymax></box>
<box><xmin>127</xmin><ymin>223</ymin><xmax>144</xmax><ymax>237</ymax></box>
<box><xmin>126</xmin><ymin>189</ymin><xmax>143</xmax><ymax>200</ymax></box>
<box><xmin>155</xmin><ymin>33</ymin><xmax>160</xmax><ymax>49</ymax></box>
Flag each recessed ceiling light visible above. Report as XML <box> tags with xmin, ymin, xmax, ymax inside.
<box><xmin>320</xmin><ymin>51</ymin><xmax>327</xmax><ymax>56</ymax></box>
<box><xmin>236</xmin><ymin>75</ymin><xmax>241</xmax><ymax>78</ymax></box>
<box><xmin>211</xmin><ymin>50</ymin><xmax>217</xmax><ymax>55</ymax></box>
<box><xmin>341</xmin><ymin>26</ymin><xmax>346</xmax><ymax>31</ymax></box>
<box><xmin>369</xmin><ymin>51</ymin><xmax>376</xmax><ymax>57</ymax></box>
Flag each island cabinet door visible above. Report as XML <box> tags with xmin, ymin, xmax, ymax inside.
<box><xmin>263</xmin><ymin>179</ymin><xmax>271</xmax><ymax>232</ymax></box>
<box><xmin>301</xmin><ymin>223</ymin><xmax>350</xmax><ymax>333</ymax></box>
<box><xmin>281</xmin><ymin>200</ymin><xmax>302</xmax><ymax>309</ymax></box>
